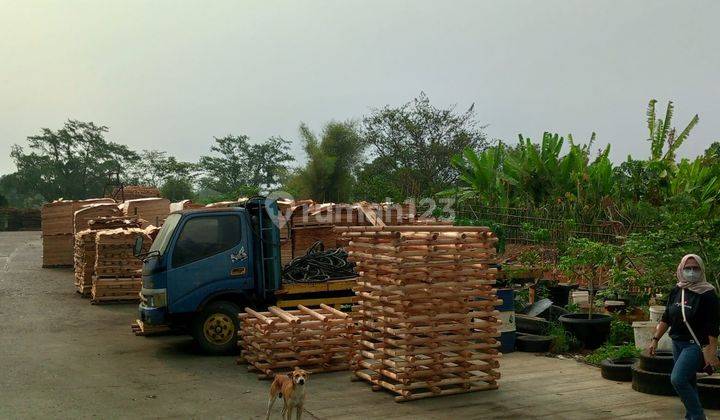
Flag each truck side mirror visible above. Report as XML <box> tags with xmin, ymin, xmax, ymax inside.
<box><xmin>133</xmin><ymin>236</ymin><xmax>144</xmax><ymax>258</ymax></box>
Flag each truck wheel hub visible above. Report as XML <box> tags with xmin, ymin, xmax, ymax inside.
<box><xmin>203</xmin><ymin>314</ymin><xmax>234</xmax><ymax>345</ymax></box>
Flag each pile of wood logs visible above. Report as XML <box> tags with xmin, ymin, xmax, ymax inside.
<box><xmin>91</xmin><ymin>228</ymin><xmax>150</xmax><ymax>303</ymax></box>
<box><xmin>41</xmin><ymin>198</ymin><xmax>115</xmax><ymax>267</ymax></box>
<box><xmin>239</xmin><ymin>304</ymin><xmax>356</xmax><ymax>378</ymax></box>
<box><xmin>119</xmin><ymin>198</ymin><xmax>170</xmax><ymax>228</ymax></box>
<box><xmin>337</xmin><ymin>225</ymin><xmax>502</xmax><ymax>402</ymax></box>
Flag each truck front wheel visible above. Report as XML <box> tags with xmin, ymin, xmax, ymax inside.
<box><xmin>191</xmin><ymin>301</ymin><xmax>241</xmax><ymax>355</ymax></box>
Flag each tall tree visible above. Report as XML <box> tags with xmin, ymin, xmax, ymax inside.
<box><xmin>198</xmin><ymin>134</ymin><xmax>294</xmax><ymax>195</ymax></box>
<box><xmin>288</xmin><ymin>121</ymin><xmax>365</xmax><ymax>202</ymax></box>
<box><xmin>10</xmin><ymin>120</ymin><xmax>139</xmax><ymax>201</ymax></box>
<box><xmin>128</xmin><ymin>149</ymin><xmax>196</xmax><ymax>187</ymax></box>
<box><xmin>363</xmin><ymin>92</ymin><xmax>488</xmax><ymax>198</ymax></box>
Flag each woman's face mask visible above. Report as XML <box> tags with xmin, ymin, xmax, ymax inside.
<box><xmin>683</xmin><ymin>267</ymin><xmax>702</xmax><ymax>282</ymax></box>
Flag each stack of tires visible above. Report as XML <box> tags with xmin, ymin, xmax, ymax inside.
<box><xmin>632</xmin><ymin>350</ymin><xmax>676</xmax><ymax>396</ymax></box>
<box><xmin>698</xmin><ymin>377</ymin><xmax>720</xmax><ymax>410</ymax></box>
<box><xmin>600</xmin><ymin>357</ymin><xmax>637</xmax><ymax>382</ymax></box>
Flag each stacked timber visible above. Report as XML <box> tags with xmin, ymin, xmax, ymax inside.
<box><xmin>92</xmin><ymin>228</ymin><xmax>150</xmax><ymax>303</ymax></box>
<box><xmin>73</xmin><ymin>203</ymin><xmax>121</xmax><ymax>234</ymax></box>
<box><xmin>119</xmin><ymin>198</ymin><xmax>170</xmax><ymax>228</ymax></box>
<box><xmin>73</xmin><ymin>216</ymin><xmax>143</xmax><ymax>296</ymax></box>
<box><xmin>338</xmin><ymin>225</ymin><xmax>502</xmax><ymax>402</ymax></box>
<box><xmin>41</xmin><ymin>198</ymin><xmax>115</xmax><ymax>267</ymax></box>
<box><xmin>87</xmin><ymin>216</ymin><xmax>143</xmax><ymax>230</ymax></box>
<box><xmin>74</xmin><ymin>230</ymin><xmax>97</xmax><ymax>296</ymax></box>
<box><xmin>169</xmin><ymin>199</ymin><xmax>203</xmax><ymax>212</ymax></box>
<box><xmin>111</xmin><ymin>185</ymin><xmax>160</xmax><ymax>201</ymax></box>
<box><xmin>239</xmin><ymin>304</ymin><xmax>355</xmax><ymax>378</ymax></box>
<box><xmin>205</xmin><ymin>201</ymin><xmax>242</xmax><ymax>208</ymax></box>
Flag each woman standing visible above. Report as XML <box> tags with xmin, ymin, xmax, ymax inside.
<box><xmin>649</xmin><ymin>254</ymin><xmax>720</xmax><ymax>420</ymax></box>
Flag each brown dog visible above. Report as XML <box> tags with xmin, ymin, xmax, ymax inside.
<box><xmin>266</xmin><ymin>367</ymin><xmax>309</xmax><ymax>420</ymax></box>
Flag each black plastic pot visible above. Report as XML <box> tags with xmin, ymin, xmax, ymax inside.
<box><xmin>558</xmin><ymin>313</ymin><xmax>612</xmax><ymax>350</ymax></box>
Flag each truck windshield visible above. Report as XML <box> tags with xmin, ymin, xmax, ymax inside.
<box><xmin>149</xmin><ymin>213</ymin><xmax>181</xmax><ymax>255</ymax></box>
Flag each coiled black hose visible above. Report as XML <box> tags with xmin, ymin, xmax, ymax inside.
<box><xmin>282</xmin><ymin>241</ymin><xmax>356</xmax><ymax>283</ymax></box>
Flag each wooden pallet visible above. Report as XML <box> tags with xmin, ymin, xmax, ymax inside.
<box><xmin>91</xmin><ymin>277</ymin><xmax>142</xmax><ymax>304</ymax></box>
<box><xmin>238</xmin><ymin>304</ymin><xmax>356</xmax><ymax>379</ymax></box>
<box><xmin>336</xmin><ymin>226</ymin><xmax>502</xmax><ymax>402</ymax></box>
<box><xmin>131</xmin><ymin>319</ymin><xmax>172</xmax><ymax>336</ymax></box>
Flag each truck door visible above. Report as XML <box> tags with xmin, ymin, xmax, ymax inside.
<box><xmin>166</xmin><ymin>213</ymin><xmax>252</xmax><ymax>313</ymax></box>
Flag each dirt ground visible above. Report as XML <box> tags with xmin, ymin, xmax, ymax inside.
<box><xmin>0</xmin><ymin>231</ymin><xmax>697</xmax><ymax>419</ymax></box>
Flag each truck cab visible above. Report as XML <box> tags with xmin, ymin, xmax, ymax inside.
<box><xmin>136</xmin><ymin>198</ymin><xmax>282</xmax><ymax>354</ymax></box>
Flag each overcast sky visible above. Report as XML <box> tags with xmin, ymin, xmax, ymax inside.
<box><xmin>1</xmin><ymin>0</ymin><xmax>718</xmax><ymax>175</ymax></box>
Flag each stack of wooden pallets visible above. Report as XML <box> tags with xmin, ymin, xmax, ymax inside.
<box><xmin>169</xmin><ymin>199</ymin><xmax>203</xmax><ymax>212</ymax></box>
<box><xmin>119</xmin><ymin>198</ymin><xmax>170</xmax><ymax>228</ymax></box>
<box><xmin>238</xmin><ymin>304</ymin><xmax>356</xmax><ymax>379</ymax></box>
<box><xmin>92</xmin><ymin>228</ymin><xmax>150</xmax><ymax>303</ymax></box>
<box><xmin>337</xmin><ymin>225</ymin><xmax>502</xmax><ymax>402</ymax></box>
<box><xmin>73</xmin><ymin>203</ymin><xmax>121</xmax><ymax>234</ymax></box>
<box><xmin>111</xmin><ymin>185</ymin><xmax>160</xmax><ymax>201</ymax></box>
<box><xmin>73</xmin><ymin>216</ymin><xmax>143</xmax><ymax>296</ymax></box>
<box><xmin>74</xmin><ymin>230</ymin><xmax>98</xmax><ymax>296</ymax></box>
<box><xmin>41</xmin><ymin>198</ymin><xmax>115</xmax><ymax>267</ymax></box>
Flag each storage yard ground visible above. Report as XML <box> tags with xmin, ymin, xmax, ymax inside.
<box><xmin>0</xmin><ymin>232</ymin><xmax>692</xmax><ymax>419</ymax></box>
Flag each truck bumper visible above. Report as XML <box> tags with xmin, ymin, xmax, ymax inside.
<box><xmin>138</xmin><ymin>303</ymin><xmax>167</xmax><ymax>325</ymax></box>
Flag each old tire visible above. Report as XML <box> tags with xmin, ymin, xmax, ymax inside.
<box><xmin>516</xmin><ymin>334</ymin><xmax>552</xmax><ymax>352</ymax></box>
<box><xmin>639</xmin><ymin>350</ymin><xmax>674</xmax><ymax>374</ymax></box>
<box><xmin>192</xmin><ymin>301</ymin><xmax>241</xmax><ymax>355</ymax></box>
<box><xmin>600</xmin><ymin>357</ymin><xmax>636</xmax><ymax>382</ymax></box>
<box><xmin>698</xmin><ymin>377</ymin><xmax>720</xmax><ymax>410</ymax></box>
<box><xmin>631</xmin><ymin>363</ymin><xmax>676</xmax><ymax>396</ymax></box>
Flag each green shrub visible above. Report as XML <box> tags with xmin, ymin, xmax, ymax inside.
<box><xmin>547</xmin><ymin>322</ymin><xmax>579</xmax><ymax>354</ymax></box>
<box><xmin>564</xmin><ymin>302</ymin><xmax>580</xmax><ymax>313</ymax></box>
<box><xmin>586</xmin><ymin>343</ymin><xmax>640</xmax><ymax>365</ymax></box>
<box><xmin>607</xmin><ymin>317</ymin><xmax>634</xmax><ymax>345</ymax></box>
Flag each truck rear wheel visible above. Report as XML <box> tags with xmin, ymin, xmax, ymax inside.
<box><xmin>192</xmin><ymin>301</ymin><xmax>241</xmax><ymax>355</ymax></box>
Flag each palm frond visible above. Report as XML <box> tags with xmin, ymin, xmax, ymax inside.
<box><xmin>672</xmin><ymin>114</ymin><xmax>699</xmax><ymax>153</ymax></box>
<box><xmin>646</xmin><ymin>99</ymin><xmax>657</xmax><ymax>137</ymax></box>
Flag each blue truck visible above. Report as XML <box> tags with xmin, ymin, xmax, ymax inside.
<box><xmin>133</xmin><ymin>197</ymin><xmax>354</xmax><ymax>355</ymax></box>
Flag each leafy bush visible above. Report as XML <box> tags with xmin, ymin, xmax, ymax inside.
<box><xmin>547</xmin><ymin>322</ymin><xmax>579</xmax><ymax>354</ymax></box>
<box><xmin>607</xmin><ymin>317</ymin><xmax>634</xmax><ymax>345</ymax></box>
<box><xmin>564</xmin><ymin>302</ymin><xmax>580</xmax><ymax>313</ymax></box>
<box><xmin>586</xmin><ymin>343</ymin><xmax>640</xmax><ymax>365</ymax></box>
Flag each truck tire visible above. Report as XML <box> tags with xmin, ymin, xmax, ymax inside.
<box><xmin>638</xmin><ymin>350</ymin><xmax>674</xmax><ymax>373</ymax></box>
<box><xmin>600</xmin><ymin>358</ymin><xmax>636</xmax><ymax>382</ymax></box>
<box><xmin>192</xmin><ymin>301</ymin><xmax>242</xmax><ymax>355</ymax></box>
<box><xmin>631</xmin><ymin>363</ymin><xmax>676</xmax><ymax>396</ymax></box>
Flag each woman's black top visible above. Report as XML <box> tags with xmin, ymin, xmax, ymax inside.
<box><xmin>661</xmin><ymin>287</ymin><xmax>720</xmax><ymax>345</ymax></box>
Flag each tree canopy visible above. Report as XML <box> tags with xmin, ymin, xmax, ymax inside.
<box><xmin>9</xmin><ymin>120</ymin><xmax>139</xmax><ymax>202</ymax></box>
<box><xmin>198</xmin><ymin>135</ymin><xmax>294</xmax><ymax>195</ymax></box>
<box><xmin>362</xmin><ymin>92</ymin><xmax>488</xmax><ymax>198</ymax></box>
<box><xmin>287</xmin><ymin>121</ymin><xmax>365</xmax><ymax>202</ymax></box>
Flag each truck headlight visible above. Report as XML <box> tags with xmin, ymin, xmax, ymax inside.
<box><xmin>142</xmin><ymin>289</ymin><xmax>167</xmax><ymax>308</ymax></box>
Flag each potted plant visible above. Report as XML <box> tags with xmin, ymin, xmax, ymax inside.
<box><xmin>558</xmin><ymin>238</ymin><xmax>615</xmax><ymax>349</ymax></box>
